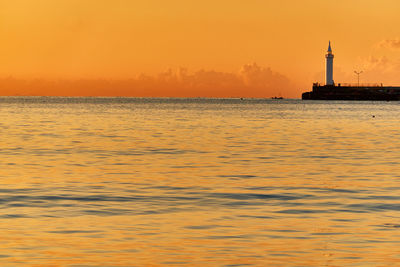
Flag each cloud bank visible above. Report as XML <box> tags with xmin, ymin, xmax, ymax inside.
<box><xmin>0</xmin><ymin>64</ymin><xmax>297</xmax><ymax>98</ymax></box>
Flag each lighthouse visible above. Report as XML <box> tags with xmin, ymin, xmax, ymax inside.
<box><xmin>325</xmin><ymin>41</ymin><xmax>334</xmax><ymax>85</ymax></box>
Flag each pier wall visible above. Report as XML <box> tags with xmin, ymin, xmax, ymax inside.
<box><xmin>302</xmin><ymin>84</ymin><xmax>400</xmax><ymax>100</ymax></box>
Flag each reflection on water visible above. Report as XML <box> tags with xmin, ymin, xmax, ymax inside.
<box><xmin>0</xmin><ymin>97</ymin><xmax>400</xmax><ymax>265</ymax></box>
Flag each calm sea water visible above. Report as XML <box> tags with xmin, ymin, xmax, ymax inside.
<box><xmin>0</xmin><ymin>97</ymin><xmax>399</xmax><ymax>266</ymax></box>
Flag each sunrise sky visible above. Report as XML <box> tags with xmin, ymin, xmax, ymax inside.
<box><xmin>1</xmin><ymin>0</ymin><xmax>400</xmax><ymax>97</ymax></box>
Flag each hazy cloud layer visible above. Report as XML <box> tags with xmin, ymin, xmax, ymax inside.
<box><xmin>0</xmin><ymin>64</ymin><xmax>297</xmax><ymax>98</ymax></box>
<box><xmin>362</xmin><ymin>56</ymin><xmax>393</xmax><ymax>71</ymax></box>
<box><xmin>362</xmin><ymin>39</ymin><xmax>400</xmax><ymax>84</ymax></box>
<box><xmin>356</xmin><ymin>56</ymin><xmax>400</xmax><ymax>84</ymax></box>
<box><xmin>377</xmin><ymin>38</ymin><xmax>400</xmax><ymax>50</ymax></box>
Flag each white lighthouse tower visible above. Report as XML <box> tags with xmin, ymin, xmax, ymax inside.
<box><xmin>325</xmin><ymin>41</ymin><xmax>334</xmax><ymax>85</ymax></box>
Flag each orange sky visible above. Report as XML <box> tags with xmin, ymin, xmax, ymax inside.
<box><xmin>1</xmin><ymin>0</ymin><xmax>400</xmax><ymax>97</ymax></box>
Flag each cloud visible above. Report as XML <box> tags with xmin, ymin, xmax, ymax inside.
<box><xmin>377</xmin><ymin>38</ymin><xmax>400</xmax><ymax>50</ymax></box>
<box><xmin>340</xmin><ymin>55</ymin><xmax>400</xmax><ymax>85</ymax></box>
<box><xmin>362</xmin><ymin>56</ymin><xmax>392</xmax><ymax>71</ymax></box>
<box><xmin>0</xmin><ymin>64</ymin><xmax>298</xmax><ymax>98</ymax></box>
<box><xmin>239</xmin><ymin>63</ymin><xmax>290</xmax><ymax>90</ymax></box>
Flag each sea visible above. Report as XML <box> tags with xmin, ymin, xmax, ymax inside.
<box><xmin>0</xmin><ymin>97</ymin><xmax>399</xmax><ymax>266</ymax></box>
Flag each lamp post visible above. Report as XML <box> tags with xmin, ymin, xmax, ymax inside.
<box><xmin>354</xmin><ymin>71</ymin><xmax>363</xmax><ymax>87</ymax></box>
